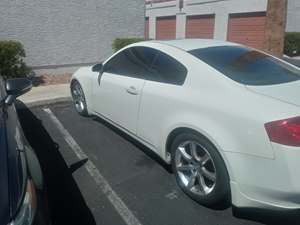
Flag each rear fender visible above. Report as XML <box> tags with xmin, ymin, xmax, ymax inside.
<box><xmin>159</xmin><ymin>111</ymin><xmax>275</xmax><ymax>180</ymax></box>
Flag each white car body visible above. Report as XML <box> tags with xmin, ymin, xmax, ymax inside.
<box><xmin>71</xmin><ymin>39</ymin><xmax>300</xmax><ymax>210</ymax></box>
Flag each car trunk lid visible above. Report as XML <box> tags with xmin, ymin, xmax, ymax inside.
<box><xmin>246</xmin><ymin>80</ymin><xmax>300</xmax><ymax>107</ymax></box>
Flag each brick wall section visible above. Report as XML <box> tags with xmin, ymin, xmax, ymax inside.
<box><xmin>0</xmin><ymin>0</ymin><xmax>144</xmax><ymax>68</ymax></box>
<box><xmin>264</xmin><ymin>0</ymin><xmax>288</xmax><ymax>57</ymax></box>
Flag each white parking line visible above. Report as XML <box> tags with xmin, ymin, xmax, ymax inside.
<box><xmin>43</xmin><ymin>108</ymin><xmax>143</xmax><ymax>225</ymax></box>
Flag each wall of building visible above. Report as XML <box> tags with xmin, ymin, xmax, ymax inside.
<box><xmin>145</xmin><ymin>0</ymin><xmax>268</xmax><ymax>40</ymax></box>
<box><xmin>286</xmin><ymin>0</ymin><xmax>300</xmax><ymax>32</ymax></box>
<box><xmin>0</xmin><ymin>0</ymin><xmax>144</xmax><ymax>71</ymax></box>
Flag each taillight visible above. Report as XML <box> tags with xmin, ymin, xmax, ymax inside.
<box><xmin>265</xmin><ymin>116</ymin><xmax>300</xmax><ymax>147</ymax></box>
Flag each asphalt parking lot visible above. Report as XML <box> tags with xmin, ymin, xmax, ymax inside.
<box><xmin>16</xmin><ymin>101</ymin><xmax>299</xmax><ymax>225</ymax></box>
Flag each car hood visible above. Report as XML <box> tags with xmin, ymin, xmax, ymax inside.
<box><xmin>77</xmin><ymin>66</ymin><xmax>93</xmax><ymax>73</ymax></box>
<box><xmin>73</xmin><ymin>66</ymin><xmax>94</xmax><ymax>75</ymax></box>
<box><xmin>246</xmin><ymin>80</ymin><xmax>300</xmax><ymax>107</ymax></box>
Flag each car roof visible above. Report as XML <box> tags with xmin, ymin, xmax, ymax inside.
<box><xmin>141</xmin><ymin>39</ymin><xmax>240</xmax><ymax>51</ymax></box>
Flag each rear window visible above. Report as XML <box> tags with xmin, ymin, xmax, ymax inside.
<box><xmin>189</xmin><ymin>46</ymin><xmax>300</xmax><ymax>86</ymax></box>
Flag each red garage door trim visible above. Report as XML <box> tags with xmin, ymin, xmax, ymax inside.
<box><xmin>186</xmin><ymin>14</ymin><xmax>215</xmax><ymax>39</ymax></box>
<box><xmin>145</xmin><ymin>17</ymin><xmax>149</xmax><ymax>40</ymax></box>
<box><xmin>227</xmin><ymin>12</ymin><xmax>267</xmax><ymax>50</ymax></box>
<box><xmin>156</xmin><ymin>16</ymin><xmax>176</xmax><ymax>40</ymax></box>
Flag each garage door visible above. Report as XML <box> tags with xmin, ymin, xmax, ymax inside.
<box><xmin>227</xmin><ymin>12</ymin><xmax>266</xmax><ymax>49</ymax></box>
<box><xmin>156</xmin><ymin>16</ymin><xmax>176</xmax><ymax>40</ymax></box>
<box><xmin>145</xmin><ymin>17</ymin><xmax>149</xmax><ymax>40</ymax></box>
<box><xmin>186</xmin><ymin>15</ymin><xmax>215</xmax><ymax>39</ymax></box>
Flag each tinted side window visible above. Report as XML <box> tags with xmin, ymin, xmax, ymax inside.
<box><xmin>131</xmin><ymin>47</ymin><xmax>158</xmax><ymax>68</ymax></box>
<box><xmin>104</xmin><ymin>48</ymin><xmax>148</xmax><ymax>79</ymax></box>
<box><xmin>149</xmin><ymin>52</ymin><xmax>187</xmax><ymax>85</ymax></box>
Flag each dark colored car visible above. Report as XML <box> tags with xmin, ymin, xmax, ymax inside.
<box><xmin>0</xmin><ymin>77</ymin><xmax>49</xmax><ymax>225</ymax></box>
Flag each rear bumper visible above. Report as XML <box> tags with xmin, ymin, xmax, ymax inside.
<box><xmin>225</xmin><ymin>143</ymin><xmax>300</xmax><ymax>210</ymax></box>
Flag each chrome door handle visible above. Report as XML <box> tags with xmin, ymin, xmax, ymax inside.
<box><xmin>126</xmin><ymin>86</ymin><xmax>138</xmax><ymax>95</ymax></box>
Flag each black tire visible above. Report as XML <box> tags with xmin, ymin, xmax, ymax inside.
<box><xmin>71</xmin><ymin>80</ymin><xmax>89</xmax><ymax>117</ymax></box>
<box><xmin>171</xmin><ymin>132</ymin><xmax>230</xmax><ymax>207</ymax></box>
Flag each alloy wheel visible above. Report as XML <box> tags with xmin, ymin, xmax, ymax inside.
<box><xmin>71</xmin><ymin>82</ymin><xmax>86</xmax><ymax>113</ymax></box>
<box><xmin>175</xmin><ymin>140</ymin><xmax>217</xmax><ymax>196</ymax></box>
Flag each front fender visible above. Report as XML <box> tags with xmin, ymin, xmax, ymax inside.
<box><xmin>71</xmin><ymin>67</ymin><xmax>97</xmax><ymax>112</ymax></box>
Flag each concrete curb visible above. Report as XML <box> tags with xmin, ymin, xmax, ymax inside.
<box><xmin>17</xmin><ymin>96</ymin><xmax>72</xmax><ymax>109</ymax></box>
<box><xmin>16</xmin><ymin>83</ymin><xmax>72</xmax><ymax>108</ymax></box>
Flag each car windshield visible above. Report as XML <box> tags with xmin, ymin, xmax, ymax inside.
<box><xmin>188</xmin><ymin>46</ymin><xmax>300</xmax><ymax>86</ymax></box>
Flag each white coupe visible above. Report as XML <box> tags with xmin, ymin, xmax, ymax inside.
<box><xmin>71</xmin><ymin>39</ymin><xmax>300</xmax><ymax>211</ymax></box>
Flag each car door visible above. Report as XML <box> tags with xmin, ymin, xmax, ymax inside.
<box><xmin>0</xmin><ymin>77</ymin><xmax>27</xmax><ymax>223</ymax></box>
<box><xmin>92</xmin><ymin>47</ymin><xmax>157</xmax><ymax>135</ymax></box>
<box><xmin>138</xmin><ymin>50</ymin><xmax>188</xmax><ymax>149</ymax></box>
<box><xmin>0</xmin><ymin>78</ymin><xmax>10</xmax><ymax>225</ymax></box>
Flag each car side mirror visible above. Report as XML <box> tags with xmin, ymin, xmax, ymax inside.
<box><xmin>5</xmin><ymin>78</ymin><xmax>32</xmax><ymax>105</ymax></box>
<box><xmin>92</xmin><ymin>63</ymin><xmax>103</xmax><ymax>73</ymax></box>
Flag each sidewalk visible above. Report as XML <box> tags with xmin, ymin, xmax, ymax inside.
<box><xmin>18</xmin><ymin>83</ymin><xmax>71</xmax><ymax>107</ymax></box>
<box><xmin>283</xmin><ymin>56</ymin><xmax>300</xmax><ymax>67</ymax></box>
<box><xmin>291</xmin><ymin>56</ymin><xmax>300</xmax><ymax>60</ymax></box>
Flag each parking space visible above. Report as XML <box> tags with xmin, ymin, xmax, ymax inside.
<box><xmin>16</xmin><ymin>101</ymin><xmax>298</xmax><ymax>225</ymax></box>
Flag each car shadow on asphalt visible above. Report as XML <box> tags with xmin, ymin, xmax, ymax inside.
<box><xmin>92</xmin><ymin>116</ymin><xmax>173</xmax><ymax>174</ymax></box>
<box><xmin>233</xmin><ymin>206</ymin><xmax>300</xmax><ymax>225</ymax></box>
<box><xmin>16</xmin><ymin>101</ymin><xmax>96</xmax><ymax>225</ymax></box>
